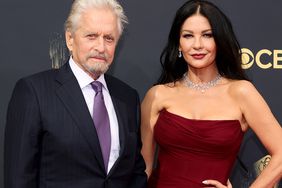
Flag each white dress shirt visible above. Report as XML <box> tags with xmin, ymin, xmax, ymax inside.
<box><xmin>69</xmin><ymin>57</ymin><xmax>120</xmax><ymax>173</ymax></box>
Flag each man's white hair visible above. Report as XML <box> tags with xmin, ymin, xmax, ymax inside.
<box><xmin>65</xmin><ymin>0</ymin><xmax>128</xmax><ymax>36</ymax></box>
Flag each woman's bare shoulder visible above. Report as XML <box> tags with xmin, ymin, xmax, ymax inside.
<box><xmin>145</xmin><ymin>83</ymin><xmax>176</xmax><ymax>99</ymax></box>
<box><xmin>228</xmin><ymin>80</ymin><xmax>257</xmax><ymax>98</ymax></box>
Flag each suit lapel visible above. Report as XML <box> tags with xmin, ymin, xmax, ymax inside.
<box><xmin>55</xmin><ymin>64</ymin><xmax>105</xmax><ymax>172</ymax></box>
<box><xmin>105</xmin><ymin>75</ymin><xmax>127</xmax><ymax>176</ymax></box>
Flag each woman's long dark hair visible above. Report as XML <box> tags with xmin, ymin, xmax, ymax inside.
<box><xmin>158</xmin><ymin>0</ymin><xmax>249</xmax><ymax>84</ymax></box>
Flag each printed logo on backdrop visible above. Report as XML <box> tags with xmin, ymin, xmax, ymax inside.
<box><xmin>239</xmin><ymin>155</ymin><xmax>280</xmax><ymax>188</ymax></box>
<box><xmin>49</xmin><ymin>33</ymin><xmax>68</xmax><ymax>69</ymax></box>
<box><xmin>241</xmin><ymin>48</ymin><xmax>282</xmax><ymax>69</ymax></box>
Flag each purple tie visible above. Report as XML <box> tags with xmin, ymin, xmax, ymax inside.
<box><xmin>91</xmin><ymin>81</ymin><xmax>111</xmax><ymax>171</ymax></box>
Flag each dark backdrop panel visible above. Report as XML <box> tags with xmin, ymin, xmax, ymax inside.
<box><xmin>0</xmin><ymin>1</ymin><xmax>72</xmax><ymax>187</ymax></box>
<box><xmin>1</xmin><ymin>0</ymin><xmax>281</xmax><ymax>187</ymax></box>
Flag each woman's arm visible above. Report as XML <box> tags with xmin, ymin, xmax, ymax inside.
<box><xmin>140</xmin><ymin>86</ymin><xmax>162</xmax><ymax>178</ymax></box>
<box><xmin>235</xmin><ymin>81</ymin><xmax>282</xmax><ymax>187</ymax></box>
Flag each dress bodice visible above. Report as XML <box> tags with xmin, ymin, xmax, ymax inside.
<box><xmin>148</xmin><ymin>109</ymin><xmax>244</xmax><ymax>188</ymax></box>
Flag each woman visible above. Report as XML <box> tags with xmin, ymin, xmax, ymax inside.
<box><xmin>141</xmin><ymin>0</ymin><xmax>282</xmax><ymax>187</ymax></box>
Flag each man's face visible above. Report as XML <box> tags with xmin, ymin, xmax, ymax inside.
<box><xmin>66</xmin><ymin>7</ymin><xmax>119</xmax><ymax>79</ymax></box>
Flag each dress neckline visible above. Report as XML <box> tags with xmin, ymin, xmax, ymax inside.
<box><xmin>161</xmin><ymin>109</ymin><xmax>241</xmax><ymax>123</ymax></box>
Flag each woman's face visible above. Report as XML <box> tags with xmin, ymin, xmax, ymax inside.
<box><xmin>179</xmin><ymin>14</ymin><xmax>217</xmax><ymax>70</ymax></box>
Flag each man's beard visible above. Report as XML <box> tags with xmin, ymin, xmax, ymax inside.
<box><xmin>84</xmin><ymin>52</ymin><xmax>111</xmax><ymax>77</ymax></box>
<box><xmin>87</xmin><ymin>61</ymin><xmax>110</xmax><ymax>76</ymax></box>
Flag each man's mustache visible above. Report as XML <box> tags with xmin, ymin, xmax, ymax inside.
<box><xmin>87</xmin><ymin>52</ymin><xmax>108</xmax><ymax>61</ymax></box>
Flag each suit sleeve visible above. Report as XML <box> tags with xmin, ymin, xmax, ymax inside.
<box><xmin>4</xmin><ymin>78</ymin><xmax>42</xmax><ymax>188</ymax></box>
<box><xmin>128</xmin><ymin>91</ymin><xmax>148</xmax><ymax>188</ymax></box>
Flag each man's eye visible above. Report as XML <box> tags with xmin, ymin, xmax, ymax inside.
<box><xmin>86</xmin><ymin>34</ymin><xmax>97</xmax><ymax>39</ymax></box>
<box><xmin>105</xmin><ymin>36</ymin><xmax>114</xmax><ymax>42</ymax></box>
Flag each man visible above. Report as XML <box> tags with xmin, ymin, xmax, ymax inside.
<box><xmin>4</xmin><ymin>0</ymin><xmax>147</xmax><ymax>187</ymax></box>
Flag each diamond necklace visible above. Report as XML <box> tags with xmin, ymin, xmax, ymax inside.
<box><xmin>183</xmin><ymin>73</ymin><xmax>222</xmax><ymax>93</ymax></box>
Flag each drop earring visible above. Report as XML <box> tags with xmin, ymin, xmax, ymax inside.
<box><xmin>178</xmin><ymin>51</ymin><xmax>182</xmax><ymax>58</ymax></box>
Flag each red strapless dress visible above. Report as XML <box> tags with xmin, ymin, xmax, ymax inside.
<box><xmin>148</xmin><ymin>109</ymin><xmax>244</xmax><ymax>188</ymax></box>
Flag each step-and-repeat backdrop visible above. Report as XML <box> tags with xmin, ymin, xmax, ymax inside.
<box><xmin>0</xmin><ymin>0</ymin><xmax>281</xmax><ymax>187</ymax></box>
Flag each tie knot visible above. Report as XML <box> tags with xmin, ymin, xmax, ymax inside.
<box><xmin>91</xmin><ymin>81</ymin><xmax>103</xmax><ymax>93</ymax></box>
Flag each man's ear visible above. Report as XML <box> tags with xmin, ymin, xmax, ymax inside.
<box><xmin>65</xmin><ymin>31</ymin><xmax>74</xmax><ymax>52</ymax></box>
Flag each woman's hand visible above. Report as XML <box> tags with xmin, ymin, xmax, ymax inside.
<box><xmin>202</xmin><ymin>179</ymin><xmax>232</xmax><ymax>188</ymax></box>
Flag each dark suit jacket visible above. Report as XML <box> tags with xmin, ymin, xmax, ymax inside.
<box><xmin>4</xmin><ymin>63</ymin><xmax>147</xmax><ymax>188</ymax></box>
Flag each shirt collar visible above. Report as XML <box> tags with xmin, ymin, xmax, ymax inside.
<box><xmin>69</xmin><ymin>57</ymin><xmax>109</xmax><ymax>92</ymax></box>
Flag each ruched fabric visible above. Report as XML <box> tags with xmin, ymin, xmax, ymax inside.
<box><xmin>148</xmin><ymin>109</ymin><xmax>244</xmax><ymax>188</ymax></box>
